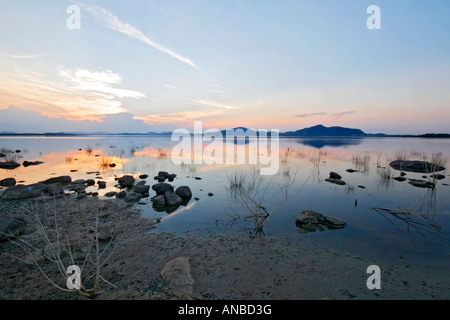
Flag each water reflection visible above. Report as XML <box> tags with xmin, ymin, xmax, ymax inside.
<box><xmin>296</xmin><ymin>138</ymin><xmax>363</xmax><ymax>149</ymax></box>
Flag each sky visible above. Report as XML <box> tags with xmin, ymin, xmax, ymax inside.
<box><xmin>0</xmin><ymin>0</ymin><xmax>449</xmax><ymax>135</ymax></box>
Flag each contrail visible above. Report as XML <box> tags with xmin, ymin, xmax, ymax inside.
<box><xmin>73</xmin><ymin>1</ymin><xmax>200</xmax><ymax>69</ymax></box>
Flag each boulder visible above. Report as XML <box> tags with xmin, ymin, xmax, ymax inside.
<box><xmin>175</xmin><ymin>186</ymin><xmax>192</xmax><ymax>199</ymax></box>
<box><xmin>105</xmin><ymin>191</ymin><xmax>118</xmax><ymax>198</ymax></box>
<box><xmin>139</xmin><ymin>174</ymin><xmax>149</xmax><ymax>180</ymax></box>
<box><xmin>117</xmin><ymin>190</ymin><xmax>127</xmax><ymax>199</ymax></box>
<box><xmin>152</xmin><ymin>183</ymin><xmax>174</xmax><ymax>196</ymax></box>
<box><xmin>0</xmin><ymin>178</ymin><xmax>16</xmax><ymax>187</ymax></box>
<box><xmin>118</xmin><ymin>175</ymin><xmax>135</xmax><ymax>188</ymax></box>
<box><xmin>133</xmin><ymin>183</ymin><xmax>150</xmax><ymax>195</ymax></box>
<box><xmin>152</xmin><ymin>195</ymin><xmax>166</xmax><ymax>207</ymax></box>
<box><xmin>390</xmin><ymin>160</ymin><xmax>445</xmax><ymax>173</ymax></box>
<box><xmin>0</xmin><ymin>161</ymin><xmax>21</xmax><ymax>170</ymax></box>
<box><xmin>0</xmin><ymin>215</ymin><xmax>27</xmax><ymax>242</ymax></box>
<box><xmin>165</xmin><ymin>191</ymin><xmax>183</xmax><ymax>207</ymax></box>
<box><xmin>97</xmin><ymin>181</ymin><xmax>107</xmax><ymax>189</ymax></box>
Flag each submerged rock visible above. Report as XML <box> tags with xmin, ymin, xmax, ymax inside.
<box><xmin>393</xmin><ymin>177</ymin><xmax>407</xmax><ymax>182</ymax></box>
<box><xmin>390</xmin><ymin>160</ymin><xmax>445</xmax><ymax>173</ymax></box>
<box><xmin>408</xmin><ymin>179</ymin><xmax>435</xmax><ymax>189</ymax></box>
<box><xmin>295</xmin><ymin>210</ymin><xmax>346</xmax><ymax>232</ymax></box>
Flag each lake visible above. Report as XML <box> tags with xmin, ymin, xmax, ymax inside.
<box><xmin>1</xmin><ymin>135</ymin><xmax>449</xmax><ymax>267</ymax></box>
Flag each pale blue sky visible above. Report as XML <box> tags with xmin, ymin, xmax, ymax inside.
<box><xmin>0</xmin><ymin>0</ymin><xmax>449</xmax><ymax>134</ymax></box>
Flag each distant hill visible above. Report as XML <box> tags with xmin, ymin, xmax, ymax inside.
<box><xmin>281</xmin><ymin>124</ymin><xmax>366</xmax><ymax>137</ymax></box>
<box><xmin>1</xmin><ymin>125</ymin><xmax>449</xmax><ymax>138</ymax></box>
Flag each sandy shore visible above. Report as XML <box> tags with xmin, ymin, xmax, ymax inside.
<box><xmin>0</xmin><ymin>196</ymin><xmax>449</xmax><ymax>300</ymax></box>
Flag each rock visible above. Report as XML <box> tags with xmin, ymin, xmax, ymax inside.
<box><xmin>295</xmin><ymin>215</ymin><xmax>319</xmax><ymax>226</ymax></box>
<box><xmin>300</xmin><ymin>210</ymin><xmax>325</xmax><ymax>224</ymax></box>
<box><xmin>400</xmin><ymin>172</ymin><xmax>407</xmax><ymax>177</ymax></box>
<box><xmin>97</xmin><ymin>181</ymin><xmax>107</xmax><ymax>189</ymax></box>
<box><xmin>152</xmin><ymin>183</ymin><xmax>174</xmax><ymax>196</ymax></box>
<box><xmin>408</xmin><ymin>179</ymin><xmax>434</xmax><ymax>189</ymax></box>
<box><xmin>47</xmin><ymin>183</ymin><xmax>63</xmax><ymax>195</ymax></box>
<box><xmin>139</xmin><ymin>174</ymin><xmax>149</xmax><ymax>180</ymax></box>
<box><xmin>346</xmin><ymin>169</ymin><xmax>358</xmax><ymax>173</ymax></box>
<box><xmin>86</xmin><ymin>179</ymin><xmax>96</xmax><ymax>186</ymax></box>
<box><xmin>72</xmin><ymin>179</ymin><xmax>87</xmax><ymax>185</ymax></box>
<box><xmin>194</xmin><ymin>177</ymin><xmax>202</xmax><ymax>180</ymax></box>
<box><xmin>151</xmin><ymin>195</ymin><xmax>166</xmax><ymax>207</ymax></box>
<box><xmin>0</xmin><ymin>178</ymin><xmax>16</xmax><ymax>187</ymax></box>
<box><xmin>133</xmin><ymin>184</ymin><xmax>150</xmax><ymax>195</ymax></box>
<box><xmin>329</xmin><ymin>172</ymin><xmax>342</xmax><ymax>179</ymax></box>
<box><xmin>158</xmin><ymin>176</ymin><xmax>166</xmax><ymax>182</ymax></box>
<box><xmin>0</xmin><ymin>161</ymin><xmax>21</xmax><ymax>170</ymax></box>
<box><xmin>165</xmin><ymin>191</ymin><xmax>183</xmax><ymax>207</ymax></box>
<box><xmin>0</xmin><ymin>153</ymin><xmax>5</xmax><ymax>158</ymax></box>
<box><xmin>358</xmin><ymin>185</ymin><xmax>366</xmax><ymax>189</ymax></box>
<box><xmin>109</xmin><ymin>163</ymin><xmax>116</xmax><ymax>168</ymax></box>
<box><xmin>168</xmin><ymin>174</ymin><xmax>177</xmax><ymax>182</ymax></box>
<box><xmin>393</xmin><ymin>177</ymin><xmax>407</xmax><ymax>182</ymax></box>
<box><xmin>124</xmin><ymin>192</ymin><xmax>143</xmax><ymax>203</ymax></box>
<box><xmin>158</xmin><ymin>171</ymin><xmax>170</xmax><ymax>179</ymax></box>
<box><xmin>175</xmin><ymin>186</ymin><xmax>192</xmax><ymax>199</ymax></box>
<box><xmin>105</xmin><ymin>191</ymin><xmax>117</xmax><ymax>198</ymax></box>
<box><xmin>0</xmin><ymin>183</ymin><xmax>50</xmax><ymax>200</ymax></box>
<box><xmin>325</xmin><ymin>178</ymin><xmax>346</xmax><ymax>186</ymax></box>
<box><xmin>96</xmin><ymin>226</ymin><xmax>115</xmax><ymax>242</ymax></box>
<box><xmin>390</xmin><ymin>160</ymin><xmax>445</xmax><ymax>173</ymax></box>
<box><xmin>117</xmin><ymin>190</ymin><xmax>127</xmax><ymax>199</ymax></box>
<box><xmin>15</xmin><ymin>150</ymin><xmax>21</xmax><ymax>153</ymax></box>
<box><xmin>161</xmin><ymin>257</ymin><xmax>194</xmax><ymax>300</ymax></box>
<box><xmin>323</xmin><ymin>217</ymin><xmax>346</xmax><ymax>229</ymax></box>
<box><xmin>40</xmin><ymin>176</ymin><xmax>72</xmax><ymax>185</ymax></box>
<box><xmin>23</xmin><ymin>161</ymin><xmax>44</xmax><ymax>167</ymax></box>
<box><xmin>0</xmin><ymin>215</ymin><xmax>27</xmax><ymax>242</ymax></box>
<box><xmin>208</xmin><ymin>193</ymin><xmax>214</xmax><ymax>197</ymax></box>
<box><xmin>77</xmin><ymin>193</ymin><xmax>87</xmax><ymax>200</ymax></box>
<box><xmin>65</xmin><ymin>183</ymin><xmax>87</xmax><ymax>193</ymax></box>
<box><xmin>118</xmin><ymin>175</ymin><xmax>135</xmax><ymax>188</ymax></box>
<box><xmin>431</xmin><ymin>174</ymin><xmax>445</xmax><ymax>180</ymax></box>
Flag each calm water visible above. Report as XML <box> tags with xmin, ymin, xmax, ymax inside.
<box><xmin>1</xmin><ymin>135</ymin><xmax>449</xmax><ymax>267</ymax></box>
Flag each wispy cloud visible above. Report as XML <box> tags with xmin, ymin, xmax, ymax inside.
<box><xmin>189</xmin><ymin>98</ymin><xmax>239</xmax><ymax>110</ymax></box>
<box><xmin>134</xmin><ymin>109</ymin><xmax>221</xmax><ymax>125</ymax></box>
<box><xmin>0</xmin><ymin>67</ymin><xmax>145</xmax><ymax>121</ymax></box>
<box><xmin>164</xmin><ymin>84</ymin><xmax>179</xmax><ymax>90</ymax></box>
<box><xmin>73</xmin><ymin>0</ymin><xmax>200</xmax><ymax>69</ymax></box>
<box><xmin>295</xmin><ymin>112</ymin><xmax>327</xmax><ymax>118</ymax></box>
<box><xmin>8</xmin><ymin>53</ymin><xmax>46</xmax><ymax>59</ymax></box>
<box><xmin>332</xmin><ymin>110</ymin><xmax>356</xmax><ymax>118</ymax></box>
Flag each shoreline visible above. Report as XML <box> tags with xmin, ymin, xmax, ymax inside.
<box><xmin>1</xmin><ymin>196</ymin><xmax>449</xmax><ymax>300</ymax></box>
